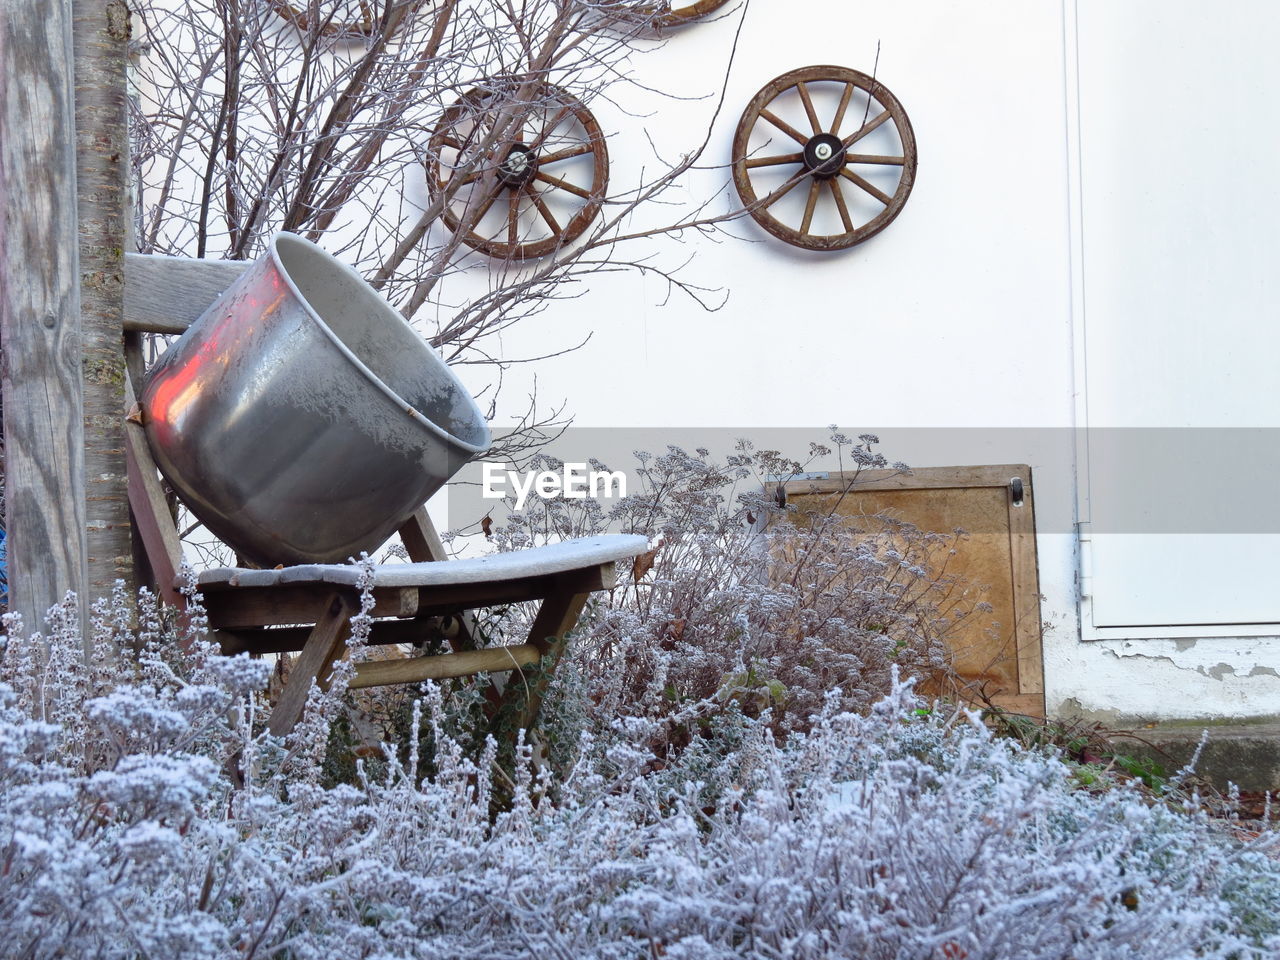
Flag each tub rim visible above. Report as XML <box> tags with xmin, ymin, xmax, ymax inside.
<box><xmin>269</xmin><ymin>231</ymin><xmax>492</xmax><ymax>456</ymax></box>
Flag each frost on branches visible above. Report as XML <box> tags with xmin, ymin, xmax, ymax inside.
<box><xmin>481</xmin><ymin>437</ymin><xmax>970</xmax><ymax>757</ymax></box>
<box><xmin>2</xmin><ymin>577</ymin><xmax>1279</xmax><ymax>958</ymax></box>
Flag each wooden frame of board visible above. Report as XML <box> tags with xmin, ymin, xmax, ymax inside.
<box><xmin>769</xmin><ymin>464</ymin><xmax>1044</xmax><ymax>717</ymax></box>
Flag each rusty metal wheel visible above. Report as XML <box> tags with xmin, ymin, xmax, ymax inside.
<box><xmin>732</xmin><ymin>65</ymin><xmax>917</xmax><ymax>251</ymax></box>
<box><xmin>653</xmin><ymin>0</ymin><xmax>733</xmax><ymax>27</ymax></box>
<box><xmin>427</xmin><ymin>82</ymin><xmax>609</xmax><ymax>260</ymax></box>
<box><xmin>266</xmin><ymin>0</ymin><xmax>376</xmax><ymax>38</ymax></box>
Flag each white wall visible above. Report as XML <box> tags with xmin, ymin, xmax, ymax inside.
<box><xmin>139</xmin><ymin>0</ymin><xmax>1280</xmax><ymax>722</ymax></box>
<box><xmin>462</xmin><ymin>0</ymin><xmax>1076</xmax><ymax>431</ymax></box>
<box><xmin>432</xmin><ymin>0</ymin><xmax>1280</xmax><ymax>723</ymax></box>
<box><xmin>446</xmin><ymin>0</ymin><xmax>1087</xmax><ymax>708</ymax></box>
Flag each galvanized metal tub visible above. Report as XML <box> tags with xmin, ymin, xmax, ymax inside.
<box><xmin>141</xmin><ymin>232</ymin><xmax>491</xmax><ymax>565</ymax></box>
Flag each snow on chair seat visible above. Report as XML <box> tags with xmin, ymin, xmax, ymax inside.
<box><xmin>196</xmin><ymin>535</ymin><xmax>650</xmax><ymax>590</ymax></box>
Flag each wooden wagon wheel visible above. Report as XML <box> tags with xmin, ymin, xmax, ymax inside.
<box><xmin>266</xmin><ymin>0</ymin><xmax>376</xmax><ymax>38</ymax></box>
<box><xmin>732</xmin><ymin>65</ymin><xmax>917</xmax><ymax>251</ymax></box>
<box><xmin>653</xmin><ymin>0</ymin><xmax>733</xmax><ymax>27</ymax></box>
<box><xmin>427</xmin><ymin>83</ymin><xmax>609</xmax><ymax>260</ymax></box>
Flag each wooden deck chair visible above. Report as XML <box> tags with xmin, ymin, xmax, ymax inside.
<box><xmin>120</xmin><ymin>255</ymin><xmax>645</xmax><ymax>741</ymax></box>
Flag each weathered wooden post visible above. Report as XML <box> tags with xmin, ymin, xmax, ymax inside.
<box><xmin>74</xmin><ymin>0</ymin><xmax>133</xmax><ymax>601</ymax></box>
<box><xmin>0</xmin><ymin>0</ymin><xmax>90</xmax><ymax>633</ymax></box>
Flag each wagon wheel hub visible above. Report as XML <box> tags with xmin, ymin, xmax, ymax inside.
<box><xmin>498</xmin><ymin>143</ymin><xmax>537</xmax><ymax>189</ymax></box>
<box><xmin>803</xmin><ymin>133</ymin><xmax>846</xmax><ymax>180</ymax></box>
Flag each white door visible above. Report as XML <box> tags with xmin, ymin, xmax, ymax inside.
<box><xmin>1072</xmin><ymin>0</ymin><xmax>1280</xmax><ymax>634</ymax></box>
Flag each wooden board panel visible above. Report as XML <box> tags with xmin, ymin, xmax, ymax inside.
<box><xmin>0</xmin><ymin>0</ymin><xmax>89</xmax><ymax>631</ymax></box>
<box><xmin>122</xmin><ymin>253</ymin><xmax>247</xmax><ymax>334</ymax></box>
<box><xmin>781</xmin><ymin>465</ymin><xmax>1043</xmax><ymax>716</ymax></box>
<box><xmin>350</xmin><ymin>644</ymin><xmax>542</xmax><ymax>689</ymax></box>
<box><xmin>124</xmin><ymin>412</ymin><xmax>185</xmax><ymax>611</ymax></box>
<box><xmin>204</xmin><ymin>583</ymin><xmax>419</xmax><ymax>629</ymax></box>
<box><xmin>214</xmin><ymin>616</ymin><xmax>456</xmax><ymax>656</ymax></box>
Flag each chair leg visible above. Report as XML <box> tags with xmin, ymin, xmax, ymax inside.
<box><xmin>123</xmin><ymin>374</ymin><xmax>185</xmax><ymax>612</ymax></box>
<box><xmin>486</xmin><ymin>590</ymin><xmax>589</xmax><ymax>750</ymax></box>
<box><xmin>267</xmin><ymin>591</ymin><xmax>358</xmax><ymax>737</ymax></box>
<box><xmin>398</xmin><ymin>506</ymin><xmax>481</xmax><ymax>652</ymax></box>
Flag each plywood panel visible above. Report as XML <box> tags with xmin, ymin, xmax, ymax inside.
<box><xmin>781</xmin><ymin>465</ymin><xmax>1043</xmax><ymax>716</ymax></box>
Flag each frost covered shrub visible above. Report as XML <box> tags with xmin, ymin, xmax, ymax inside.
<box><xmin>483</xmin><ymin>434</ymin><xmax>978</xmax><ymax>751</ymax></box>
<box><xmin>2</xmin><ymin>589</ymin><xmax>1279</xmax><ymax>959</ymax></box>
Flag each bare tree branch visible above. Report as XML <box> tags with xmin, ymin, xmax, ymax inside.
<box><xmin>131</xmin><ymin>0</ymin><xmax>758</xmax><ymax>457</ymax></box>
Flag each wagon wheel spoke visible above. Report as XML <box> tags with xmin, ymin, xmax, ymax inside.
<box><xmin>759</xmin><ymin>108</ymin><xmax>810</xmax><ymax>147</ymax></box>
<box><xmin>829</xmin><ymin>179</ymin><xmax>853</xmax><ymax>232</ymax></box>
<box><xmin>534</xmin><ymin>170</ymin><xmax>592</xmax><ymax>200</ymax></box>
<box><xmin>830</xmin><ymin>82</ymin><xmax>854</xmax><ymax>137</ymax></box>
<box><xmin>527</xmin><ymin>185</ymin><xmax>561</xmax><ymax>234</ymax></box>
<box><xmin>838</xmin><ymin>167</ymin><xmax>892</xmax><ymax>206</ymax></box>
<box><xmin>841</xmin><ymin>109</ymin><xmax>891</xmax><ymax>148</ymax></box>
<box><xmin>799</xmin><ymin>179</ymin><xmax>821</xmax><ymax>234</ymax></box>
<box><xmin>468</xmin><ymin>189</ymin><xmax>501</xmax><ymax>227</ymax></box>
<box><xmin>744</xmin><ymin>151</ymin><xmax>804</xmax><ymax>169</ymax></box>
<box><xmin>530</xmin><ymin>104</ymin><xmax>574</xmax><ymax>153</ymax></box>
<box><xmin>539</xmin><ymin>143</ymin><xmax>595</xmax><ymax>165</ymax></box>
<box><xmin>427</xmin><ymin>82</ymin><xmax>610</xmax><ymax>259</ymax></box>
<box><xmin>732</xmin><ymin>66</ymin><xmax>916</xmax><ymax>250</ymax></box>
<box><xmin>757</xmin><ymin>172</ymin><xmax>806</xmax><ymax>210</ymax></box>
<box><xmin>797</xmin><ymin>82</ymin><xmax>822</xmax><ymax>135</ymax></box>
<box><xmin>845</xmin><ymin>153</ymin><xmax>905</xmax><ymax>166</ymax></box>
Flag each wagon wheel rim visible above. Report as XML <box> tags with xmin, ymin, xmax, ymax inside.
<box><xmin>266</xmin><ymin>0</ymin><xmax>377</xmax><ymax>39</ymax></box>
<box><xmin>653</xmin><ymin>0</ymin><xmax>733</xmax><ymax>27</ymax></box>
<box><xmin>427</xmin><ymin>83</ymin><xmax>609</xmax><ymax>260</ymax></box>
<box><xmin>732</xmin><ymin>65</ymin><xmax>917</xmax><ymax>251</ymax></box>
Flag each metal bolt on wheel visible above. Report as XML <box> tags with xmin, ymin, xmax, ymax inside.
<box><xmin>732</xmin><ymin>65</ymin><xmax>917</xmax><ymax>251</ymax></box>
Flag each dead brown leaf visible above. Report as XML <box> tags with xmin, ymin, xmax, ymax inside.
<box><xmin>632</xmin><ymin>545</ymin><xmax>659</xmax><ymax>582</ymax></box>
